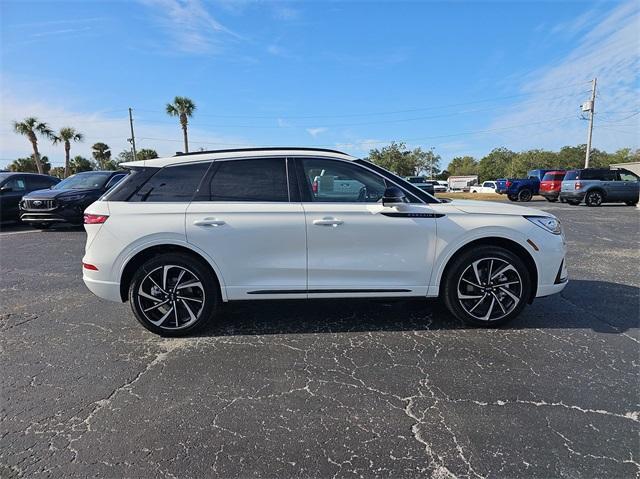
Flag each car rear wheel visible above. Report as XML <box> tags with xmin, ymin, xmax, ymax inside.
<box><xmin>585</xmin><ymin>190</ymin><xmax>603</xmax><ymax>207</ymax></box>
<box><xmin>129</xmin><ymin>253</ymin><xmax>218</xmax><ymax>337</ymax></box>
<box><xmin>442</xmin><ymin>246</ymin><xmax>531</xmax><ymax>327</ymax></box>
<box><xmin>518</xmin><ymin>189</ymin><xmax>533</xmax><ymax>202</ymax></box>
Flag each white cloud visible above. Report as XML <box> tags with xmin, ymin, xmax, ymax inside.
<box><xmin>306</xmin><ymin>127</ymin><xmax>327</xmax><ymax>137</ymax></box>
<box><xmin>139</xmin><ymin>0</ymin><xmax>241</xmax><ymax>54</ymax></box>
<box><xmin>0</xmin><ymin>82</ymin><xmax>250</xmax><ymax>166</ymax></box>
<box><xmin>489</xmin><ymin>0</ymin><xmax>640</xmax><ymax>153</ymax></box>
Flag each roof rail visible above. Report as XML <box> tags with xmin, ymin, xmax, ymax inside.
<box><xmin>173</xmin><ymin>146</ymin><xmax>349</xmax><ymax>157</ymax></box>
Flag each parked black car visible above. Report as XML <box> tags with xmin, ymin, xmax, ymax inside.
<box><xmin>0</xmin><ymin>172</ymin><xmax>60</xmax><ymax>223</ymax></box>
<box><xmin>20</xmin><ymin>170</ymin><xmax>127</xmax><ymax>228</ymax></box>
<box><xmin>560</xmin><ymin>168</ymin><xmax>639</xmax><ymax>207</ymax></box>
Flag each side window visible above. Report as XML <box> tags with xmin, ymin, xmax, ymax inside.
<box><xmin>26</xmin><ymin>177</ymin><xmax>53</xmax><ymax>191</ymax></box>
<box><xmin>5</xmin><ymin>177</ymin><xmax>26</xmax><ymax>191</ymax></box>
<box><xmin>203</xmin><ymin>158</ymin><xmax>288</xmax><ymax>202</ymax></box>
<box><xmin>617</xmin><ymin>171</ymin><xmax>638</xmax><ymax>182</ymax></box>
<box><xmin>105</xmin><ymin>174</ymin><xmax>127</xmax><ymax>190</ymax></box>
<box><xmin>132</xmin><ymin>163</ymin><xmax>210</xmax><ymax>202</ymax></box>
<box><xmin>601</xmin><ymin>170</ymin><xmax>616</xmax><ymax>181</ymax></box>
<box><xmin>300</xmin><ymin>158</ymin><xmax>387</xmax><ymax>203</ymax></box>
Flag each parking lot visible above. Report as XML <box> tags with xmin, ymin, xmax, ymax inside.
<box><xmin>1</xmin><ymin>201</ymin><xmax>638</xmax><ymax>478</ymax></box>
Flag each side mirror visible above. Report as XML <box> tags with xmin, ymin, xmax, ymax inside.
<box><xmin>382</xmin><ymin>186</ymin><xmax>407</xmax><ymax>206</ymax></box>
<box><xmin>0</xmin><ymin>186</ymin><xmax>12</xmax><ymax>193</ymax></box>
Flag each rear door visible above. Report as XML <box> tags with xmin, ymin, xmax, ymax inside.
<box><xmin>296</xmin><ymin>157</ymin><xmax>437</xmax><ymax>297</ymax></box>
<box><xmin>185</xmin><ymin>157</ymin><xmax>307</xmax><ymax>300</ymax></box>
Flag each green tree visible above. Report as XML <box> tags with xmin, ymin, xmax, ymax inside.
<box><xmin>447</xmin><ymin>156</ymin><xmax>478</xmax><ymax>176</ymax></box>
<box><xmin>69</xmin><ymin>155</ymin><xmax>94</xmax><ymax>173</ymax></box>
<box><xmin>8</xmin><ymin>155</ymin><xmax>51</xmax><ymax>173</ymax></box>
<box><xmin>166</xmin><ymin>96</ymin><xmax>196</xmax><ymax>153</ymax></box>
<box><xmin>478</xmin><ymin>147</ymin><xmax>517</xmax><ymax>181</ymax></box>
<box><xmin>91</xmin><ymin>142</ymin><xmax>112</xmax><ymax>169</ymax></box>
<box><xmin>12</xmin><ymin>117</ymin><xmax>56</xmax><ymax>174</ymax></box>
<box><xmin>136</xmin><ymin>148</ymin><xmax>159</xmax><ymax>161</ymax></box>
<box><xmin>368</xmin><ymin>142</ymin><xmax>428</xmax><ymax>177</ymax></box>
<box><xmin>52</xmin><ymin>127</ymin><xmax>84</xmax><ymax>178</ymax></box>
<box><xmin>413</xmin><ymin>148</ymin><xmax>441</xmax><ymax>178</ymax></box>
<box><xmin>50</xmin><ymin>167</ymin><xmax>65</xmax><ymax>178</ymax></box>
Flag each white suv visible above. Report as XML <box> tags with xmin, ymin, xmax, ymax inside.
<box><xmin>82</xmin><ymin>148</ymin><xmax>567</xmax><ymax>336</ymax></box>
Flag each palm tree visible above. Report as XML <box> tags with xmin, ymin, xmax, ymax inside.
<box><xmin>91</xmin><ymin>142</ymin><xmax>111</xmax><ymax>169</ymax></box>
<box><xmin>53</xmin><ymin>127</ymin><xmax>84</xmax><ymax>177</ymax></box>
<box><xmin>12</xmin><ymin>117</ymin><xmax>55</xmax><ymax>174</ymax></box>
<box><xmin>166</xmin><ymin>96</ymin><xmax>196</xmax><ymax>153</ymax></box>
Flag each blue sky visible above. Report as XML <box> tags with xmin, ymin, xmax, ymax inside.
<box><xmin>1</xmin><ymin>0</ymin><xmax>638</xmax><ymax>169</ymax></box>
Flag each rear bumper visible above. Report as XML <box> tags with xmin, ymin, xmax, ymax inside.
<box><xmin>540</xmin><ymin>191</ymin><xmax>560</xmax><ymax>200</ymax></box>
<box><xmin>559</xmin><ymin>191</ymin><xmax>585</xmax><ymax>202</ymax></box>
<box><xmin>83</xmin><ymin>275</ymin><xmax>123</xmax><ymax>302</ymax></box>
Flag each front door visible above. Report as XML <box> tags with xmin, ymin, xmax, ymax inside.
<box><xmin>296</xmin><ymin>157</ymin><xmax>437</xmax><ymax>297</ymax></box>
<box><xmin>186</xmin><ymin>157</ymin><xmax>307</xmax><ymax>300</ymax></box>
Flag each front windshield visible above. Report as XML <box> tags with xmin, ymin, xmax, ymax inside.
<box><xmin>53</xmin><ymin>172</ymin><xmax>111</xmax><ymax>190</ymax></box>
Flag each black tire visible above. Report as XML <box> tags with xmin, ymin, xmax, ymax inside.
<box><xmin>625</xmin><ymin>201</ymin><xmax>638</xmax><ymax>206</ymax></box>
<box><xmin>507</xmin><ymin>194</ymin><xmax>518</xmax><ymax>202</ymax></box>
<box><xmin>518</xmin><ymin>189</ymin><xmax>533</xmax><ymax>202</ymax></box>
<box><xmin>545</xmin><ymin>197</ymin><xmax>558</xmax><ymax>202</ymax></box>
<box><xmin>128</xmin><ymin>253</ymin><xmax>219</xmax><ymax>337</ymax></box>
<box><xmin>585</xmin><ymin>190</ymin><xmax>604</xmax><ymax>207</ymax></box>
<box><xmin>442</xmin><ymin>245</ymin><xmax>531</xmax><ymax>327</ymax></box>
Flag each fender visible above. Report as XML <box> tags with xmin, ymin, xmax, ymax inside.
<box><xmin>116</xmin><ymin>235</ymin><xmax>229</xmax><ymax>302</ymax></box>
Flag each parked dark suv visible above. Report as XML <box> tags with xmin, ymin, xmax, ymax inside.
<box><xmin>0</xmin><ymin>172</ymin><xmax>60</xmax><ymax>222</ymax></box>
<box><xmin>560</xmin><ymin>168</ymin><xmax>639</xmax><ymax>207</ymax></box>
<box><xmin>20</xmin><ymin>170</ymin><xmax>127</xmax><ymax>228</ymax></box>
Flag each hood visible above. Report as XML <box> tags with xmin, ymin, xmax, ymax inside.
<box><xmin>448</xmin><ymin>199</ymin><xmax>552</xmax><ymax>217</ymax></box>
<box><xmin>23</xmin><ymin>188</ymin><xmax>98</xmax><ymax>199</ymax></box>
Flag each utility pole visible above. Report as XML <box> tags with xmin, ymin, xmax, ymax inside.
<box><xmin>583</xmin><ymin>78</ymin><xmax>597</xmax><ymax>168</ymax></box>
<box><xmin>128</xmin><ymin>107</ymin><xmax>137</xmax><ymax>161</ymax></box>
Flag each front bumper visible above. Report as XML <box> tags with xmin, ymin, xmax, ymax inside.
<box><xmin>21</xmin><ymin>211</ymin><xmax>82</xmax><ymax>224</ymax></box>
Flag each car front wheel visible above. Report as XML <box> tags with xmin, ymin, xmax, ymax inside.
<box><xmin>442</xmin><ymin>246</ymin><xmax>532</xmax><ymax>327</ymax></box>
<box><xmin>129</xmin><ymin>253</ymin><xmax>218</xmax><ymax>336</ymax></box>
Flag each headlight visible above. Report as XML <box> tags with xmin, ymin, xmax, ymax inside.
<box><xmin>525</xmin><ymin>215</ymin><xmax>562</xmax><ymax>235</ymax></box>
<box><xmin>60</xmin><ymin>194</ymin><xmax>87</xmax><ymax>202</ymax></box>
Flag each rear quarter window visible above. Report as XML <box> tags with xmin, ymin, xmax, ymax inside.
<box><xmin>131</xmin><ymin>163</ymin><xmax>211</xmax><ymax>202</ymax></box>
<box><xmin>564</xmin><ymin>171</ymin><xmax>579</xmax><ymax>181</ymax></box>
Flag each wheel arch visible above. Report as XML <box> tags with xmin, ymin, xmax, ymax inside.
<box><xmin>437</xmin><ymin>236</ymin><xmax>538</xmax><ymax>303</ymax></box>
<box><xmin>119</xmin><ymin>243</ymin><xmax>227</xmax><ymax>302</ymax></box>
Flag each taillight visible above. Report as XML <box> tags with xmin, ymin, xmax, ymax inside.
<box><xmin>312</xmin><ymin>180</ymin><xmax>318</xmax><ymax>193</ymax></box>
<box><xmin>506</xmin><ymin>180</ymin><xmax>512</xmax><ymax>188</ymax></box>
<box><xmin>84</xmin><ymin>214</ymin><xmax>109</xmax><ymax>224</ymax></box>
<box><xmin>575</xmin><ymin>181</ymin><xmax>582</xmax><ymax>190</ymax></box>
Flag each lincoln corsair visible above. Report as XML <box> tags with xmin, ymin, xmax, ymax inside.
<box><xmin>82</xmin><ymin>148</ymin><xmax>568</xmax><ymax>336</ymax></box>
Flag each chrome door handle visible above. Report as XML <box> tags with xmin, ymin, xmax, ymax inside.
<box><xmin>313</xmin><ymin>218</ymin><xmax>344</xmax><ymax>227</ymax></box>
<box><xmin>193</xmin><ymin>218</ymin><xmax>226</xmax><ymax>227</ymax></box>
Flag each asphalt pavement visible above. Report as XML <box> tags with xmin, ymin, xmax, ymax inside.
<box><xmin>1</xmin><ymin>201</ymin><xmax>639</xmax><ymax>478</ymax></box>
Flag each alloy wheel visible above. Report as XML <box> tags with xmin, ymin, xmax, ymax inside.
<box><xmin>587</xmin><ymin>191</ymin><xmax>602</xmax><ymax>206</ymax></box>
<box><xmin>136</xmin><ymin>265</ymin><xmax>205</xmax><ymax>330</ymax></box>
<box><xmin>456</xmin><ymin>257</ymin><xmax>523</xmax><ymax>322</ymax></box>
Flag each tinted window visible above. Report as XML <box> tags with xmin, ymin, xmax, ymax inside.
<box><xmin>2</xmin><ymin>177</ymin><xmax>26</xmax><ymax>191</ymax></box>
<box><xmin>133</xmin><ymin>163</ymin><xmax>210</xmax><ymax>202</ymax></box>
<box><xmin>542</xmin><ymin>173</ymin><xmax>565</xmax><ymax>181</ymax></box>
<box><xmin>301</xmin><ymin>158</ymin><xmax>387</xmax><ymax>203</ymax></box>
<box><xmin>564</xmin><ymin>171</ymin><xmax>578</xmax><ymax>180</ymax></box>
<box><xmin>26</xmin><ymin>176</ymin><xmax>57</xmax><ymax>190</ymax></box>
<box><xmin>203</xmin><ymin>158</ymin><xmax>288</xmax><ymax>202</ymax></box>
<box><xmin>105</xmin><ymin>174</ymin><xmax>127</xmax><ymax>190</ymax></box>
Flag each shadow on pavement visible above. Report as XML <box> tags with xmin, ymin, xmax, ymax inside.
<box><xmin>196</xmin><ymin>279</ymin><xmax>639</xmax><ymax>338</ymax></box>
